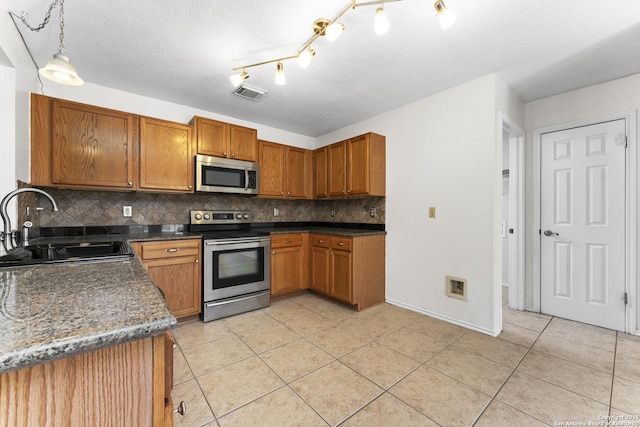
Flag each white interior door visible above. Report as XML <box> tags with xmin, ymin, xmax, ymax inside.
<box><xmin>540</xmin><ymin>119</ymin><xmax>627</xmax><ymax>331</ymax></box>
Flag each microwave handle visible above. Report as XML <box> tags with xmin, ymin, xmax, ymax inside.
<box><xmin>244</xmin><ymin>168</ymin><xmax>249</xmax><ymax>191</ymax></box>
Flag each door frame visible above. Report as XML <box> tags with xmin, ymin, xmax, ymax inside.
<box><xmin>532</xmin><ymin>110</ymin><xmax>637</xmax><ymax>334</ymax></box>
<box><xmin>499</xmin><ymin>113</ymin><xmax>525</xmax><ymax>311</ymax></box>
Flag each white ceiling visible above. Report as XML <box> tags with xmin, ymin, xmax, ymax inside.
<box><xmin>3</xmin><ymin>0</ymin><xmax>640</xmax><ymax>137</ymax></box>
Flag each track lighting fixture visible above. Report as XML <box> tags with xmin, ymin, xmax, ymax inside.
<box><xmin>374</xmin><ymin>5</ymin><xmax>390</xmax><ymax>35</ymax></box>
<box><xmin>275</xmin><ymin>62</ymin><xmax>286</xmax><ymax>86</ymax></box>
<box><xmin>434</xmin><ymin>0</ymin><xmax>456</xmax><ymax>30</ymax></box>
<box><xmin>229</xmin><ymin>0</ymin><xmax>456</xmax><ymax>87</ymax></box>
<box><xmin>11</xmin><ymin>0</ymin><xmax>83</xmax><ymax>86</ymax></box>
<box><xmin>230</xmin><ymin>70</ymin><xmax>249</xmax><ymax>87</ymax></box>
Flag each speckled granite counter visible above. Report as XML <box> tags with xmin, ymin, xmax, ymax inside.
<box><xmin>260</xmin><ymin>227</ymin><xmax>386</xmax><ymax>237</ymax></box>
<box><xmin>0</xmin><ymin>257</ymin><xmax>176</xmax><ymax>374</ymax></box>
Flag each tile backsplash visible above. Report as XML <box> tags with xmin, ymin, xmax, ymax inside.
<box><xmin>26</xmin><ymin>189</ymin><xmax>385</xmax><ymax>228</ymax></box>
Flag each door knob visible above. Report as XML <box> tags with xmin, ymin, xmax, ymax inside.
<box><xmin>543</xmin><ymin>230</ymin><xmax>559</xmax><ymax>237</ymax></box>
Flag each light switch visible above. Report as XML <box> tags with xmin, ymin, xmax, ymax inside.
<box><xmin>429</xmin><ymin>207</ymin><xmax>436</xmax><ymax>218</ymax></box>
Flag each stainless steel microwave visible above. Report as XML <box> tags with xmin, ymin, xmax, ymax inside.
<box><xmin>195</xmin><ymin>154</ymin><xmax>259</xmax><ymax>195</ymax></box>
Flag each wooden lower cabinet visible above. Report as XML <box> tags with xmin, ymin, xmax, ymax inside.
<box><xmin>131</xmin><ymin>240</ymin><xmax>202</xmax><ymax>319</ymax></box>
<box><xmin>270</xmin><ymin>233</ymin><xmax>309</xmax><ymax>296</ymax></box>
<box><xmin>311</xmin><ymin>233</ymin><xmax>385</xmax><ymax>310</ymax></box>
<box><xmin>0</xmin><ymin>333</ymin><xmax>174</xmax><ymax>426</ymax></box>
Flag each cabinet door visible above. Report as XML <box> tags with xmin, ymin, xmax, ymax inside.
<box><xmin>314</xmin><ymin>147</ymin><xmax>328</xmax><ymax>198</ymax></box>
<box><xmin>311</xmin><ymin>245</ymin><xmax>330</xmax><ymax>295</ymax></box>
<box><xmin>328</xmin><ymin>141</ymin><xmax>347</xmax><ymax>197</ymax></box>
<box><xmin>139</xmin><ymin>117</ymin><xmax>194</xmax><ymax>193</ymax></box>
<box><xmin>271</xmin><ymin>245</ymin><xmax>304</xmax><ymax>296</ymax></box>
<box><xmin>195</xmin><ymin>117</ymin><xmax>229</xmax><ymax>158</ymax></box>
<box><xmin>286</xmin><ymin>146</ymin><xmax>308</xmax><ymax>198</ymax></box>
<box><xmin>51</xmin><ymin>100</ymin><xmax>135</xmax><ymax>189</ymax></box>
<box><xmin>258</xmin><ymin>140</ymin><xmax>285</xmax><ymax>197</ymax></box>
<box><xmin>144</xmin><ymin>256</ymin><xmax>201</xmax><ymax>318</ymax></box>
<box><xmin>347</xmin><ymin>134</ymin><xmax>370</xmax><ymax>195</ymax></box>
<box><xmin>331</xmin><ymin>249</ymin><xmax>352</xmax><ymax>303</ymax></box>
<box><xmin>230</xmin><ymin>125</ymin><xmax>258</xmax><ymax>161</ymax></box>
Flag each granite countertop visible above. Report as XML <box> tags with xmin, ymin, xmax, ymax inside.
<box><xmin>262</xmin><ymin>227</ymin><xmax>386</xmax><ymax>237</ymax></box>
<box><xmin>0</xmin><ymin>257</ymin><xmax>176</xmax><ymax>374</ymax></box>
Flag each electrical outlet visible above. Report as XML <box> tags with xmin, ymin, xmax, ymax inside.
<box><xmin>330</xmin><ymin>209</ymin><xmax>336</xmax><ymax>217</ymax></box>
<box><xmin>370</xmin><ymin>207</ymin><xmax>377</xmax><ymax>217</ymax></box>
<box><xmin>123</xmin><ymin>206</ymin><xmax>132</xmax><ymax>217</ymax></box>
<box><xmin>429</xmin><ymin>207</ymin><xmax>436</xmax><ymax>218</ymax></box>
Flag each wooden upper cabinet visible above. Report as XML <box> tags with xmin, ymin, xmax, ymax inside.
<box><xmin>31</xmin><ymin>95</ymin><xmax>136</xmax><ymax>190</ymax></box>
<box><xmin>313</xmin><ymin>146</ymin><xmax>328</xmax><ymax>198</ymax></box>
<box><xmin>258</xmin><ymin>140</ymin><xmax>310</xmax><ymax>199</ymax></box>
<box><xmin>139</xmin><ymin>117</ymin><xmax>194</xmax><ymax>193</ymax></box>
<box><xmin>323</xmin><ymin>132</ymin><xmax>386</xmax><ymax>198</ymax></box>
<box><xmin>191</xmin><ymin>116</ymin><xmax>257</xmax><ymax>161</ymax></box>
<box><xmin>328</xmin><ymin>141</ymin><xmax>347</xmax><ymax>197</ymax></box>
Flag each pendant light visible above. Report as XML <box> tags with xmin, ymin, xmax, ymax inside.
<box><xmin>298</xmin><ymin>47</ymin><xmax>315</xmax><ymax>69</ymax></box>
<box><xmin>275</xmin><ymin>62</ymin><xmax>286</xmax><ymax>85</ymax></box>
<box><xmin>374</xmin><ymin>5</ymin><xmax>390</xmax><ymax>35</ymax></box>
<box><xmin>38</xmin><ymin>0</ymin><xmax>84</xmax><ymax>85</ymax></box>
<box><xmin>434</xmin><ymin>0</ymin><xmax>456</xmax><ymax>30</ymax></box>
<box><xmin>325</xmin><ymin>20</ymin><xmax>345</xmax><ymax>42</ymax></box>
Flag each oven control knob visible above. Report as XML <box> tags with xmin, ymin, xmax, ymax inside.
<box><xmin>203</xmin><ymin>213</ymin><xmax>211</xmax><ymax>220</ymax></box>
<box><xmin>194</xmin><ymin>213</ymin><xmax>202</xmax><ymax>220</ymax></box>
<box><xmin>243</xmin><ymin>214</ymin><xmax>250</xmax><ymax>220</ymax></box>
<box><xmin>236</xmin><ymin>214</ymin><xmax>243</xmax><ymax>219</ymax></box>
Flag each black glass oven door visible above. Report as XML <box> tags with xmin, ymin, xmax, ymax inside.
<box><xmin>212</xmin><ymin>246</ymin><xmax>265</xmax><ymax>289</ymax></box>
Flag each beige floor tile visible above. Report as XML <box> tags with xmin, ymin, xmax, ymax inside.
<box><xmin>291</xmin><ymin>361</ymin><xmax>383</xmax><ymax>426</ymax></box>
<box><xmin>172</xmin><ymin>379</ymin><xmax>215</xmax><ymax>427</ymax></box>
<box><xmin>611</xmin><ymin>377</ymin><xmax>640</xmax><ymax>414</ymax></box>
<box><xmin>405</xmin><ymin>315</ymin><xmax>467</xmax><ymax>344</ymax></box>
<box><xmin>183</xmin><ymin>335</ymin><xmax>254</xmax><ymax>377</ymax></box>
<box><xmin>496</xmin><ymin>371</ymin><xmax>609</xmax><ymax>425</ymax></box>
<box><xmin>340</xmin><ymin>342</ymin><xmax>420</xmax><ymax>389</ymax></box>
<box><xmin>265</xmin><ymin>300</ymin><xmax>316</xmax><ymax>322</ymax></box>
<box><xmin>173</xmin><ymin>347</ymin><xmax>193</xmax><ymax>385</ymax></box>
<box><xmin>517</xmin><ymin>350</ymin><xmax>612</xmax><ymax>404</ymax></box>
<box><xmin>313</xmin><ymin>300</ymin><xmax>362</xmax><ymax>323</ymax></box>
<box><xmin>545</xmin><ymin>317</ymin><xmax>617</xmax><ymax>351</ymax></box>
<box><xmin>198</xmin><ymin>356</ymin><xmax>285</xmax><ymax>417</ymax></box>
<box><xmin>307</xmin><ymin>324</ymin><xmax>369</xmax><ymax>358</ymax></box>
<box><xmin>474</xmin><ymin>400</ymin><xmax>548</xmax><ymax>427</ymax></box>
<box><xmin>614</xmin><ymin>354</ymin><xmax>640</xmax><ymax>384</ymax></box>
<box><xmin>295</xmin><ymin>294</ymin><xmax>348</xmax><ymax>314</ymax></box>
<box><xmin>222</xmin><ymin>309</ymin><xmax>278</xmax><ymax>334</ymax></box>
<box><xmin>343</xmin><ymin>315</ymin><xmax>404</xmax><ymax>341</ymax></box>
<box><xmin>452</xmin><ymin>331</ymin><xmax>528</xmax><ymax>368</ymax></box>
<box><xmin>616</xmin><ymin>333</ymin><xmax>640</xmax><ymax>360</ymax></box>
<box><xmin>497</xmin><ymin>322</ymin><xmax>541</xmax><ymax>347</ymax></box>
<box><xmin>533</xmin><ymin>328</ymin><xmax>615</xmax><ymax>373</ymax></box>
<box><xmin>374</xmin><ymin>303</ymin><xmax>427</xmax><ymax>327</ymax></box>
<box><xmin>502</xmin><ymin>308</ymin><xmax>551</xmax><ymax>332</ymax></box>
<box><xmin>260</xmin><ymin>338</ymin><xmax>334</xmax><ymax>383</ymax></box>
<box><xmin>236</xmin><ymin>321</ymin><xmax>300</xmax><ymax>354</ymax></box>
<box><xmin>376</xmin><ymin>327</ymin><xmax>449</xmax><ymax>363</ymax></box>
<box><xmin>218</xmin><ymin>386</ymin><xmax>328</xmax><ymax>427</ymax></box>
<box><xmin>340</xmin><ymin>393</ymin><xmax>439</xmax><ymax>427</ymax></box>
<box><xmin>389</xmin><ymin>366</ymin><xmax>491</xmax><ymax>427</ymax></box>
<box><xmin>426</xmin><ymin>347</ymin><xmax>513</xmax><ymax>396</ymax></box>
<box><xmin>281</xmin><ymin>310</ymin><xmax>337</xmax><ymax>337</ymax></box>
<box><xmin>172</xmin><ymin>320</ymin><xmax>232</xmax><ymax>349</ymax></box>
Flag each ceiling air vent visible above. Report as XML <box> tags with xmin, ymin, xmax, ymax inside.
<box><xmin>233</xmin><ymin>84</ymin><xmax>267</xmax><ymax>101</ymax></box>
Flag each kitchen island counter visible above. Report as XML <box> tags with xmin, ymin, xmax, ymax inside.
<box><xmin>0</xmin><ymin>257</ymin><xmax>176</xmax><ymax>374</ymax></box>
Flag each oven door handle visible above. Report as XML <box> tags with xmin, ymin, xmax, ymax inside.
<box><xmin>206</xmin><ymin>292</ymin><xmax>268</xmax><ymax>307</ymax></box>
<box><xmin>205</xmin><ymin>238</ymin><xmax>268</xmax><ymax>246</ymax></box>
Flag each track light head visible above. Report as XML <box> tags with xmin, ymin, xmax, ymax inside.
<box><xmin>275</xmin><ymin>62</ymin><xmax>286</xmax><ymax>85</ymax></box>
<box><xmin>230</xmin><ymin>70</ymin><xmax>249</xmax><ymax>87</ymax></box>
<box><xmin>434</xmin><ymin>0</ymin><xmax>456</xmax><ymax>29</ymax></box>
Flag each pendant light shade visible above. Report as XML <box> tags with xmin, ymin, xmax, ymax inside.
<box><xmin>374</xmin><ymin>7</ymin><xmax>389</xmax><ymax>35</ymax></box>
<box><xmin>39</xmin><ymin>53</ymin><xmax>84</xmax><ymax>86</ymax></box>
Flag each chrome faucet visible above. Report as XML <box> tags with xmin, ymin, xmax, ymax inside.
<box><xmin>0</xmin><ymin>188</ymin><xmax>59</xmax><ymax>253</ymax></box>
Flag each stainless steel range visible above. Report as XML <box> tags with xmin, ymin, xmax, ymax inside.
<box><xmin>190</xmin><ymin>210</ymin><xmax>270</xmax><ymax>322</ymax></box>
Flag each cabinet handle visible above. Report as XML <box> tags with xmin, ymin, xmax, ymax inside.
<box><xmin>188</xmin><ymin>185</ymin><xmax>193</xmax><ymax>189</ymax></box>
<box><xmin>195</xmin><ymin>259</ymin><xmax>199</xmax><ymax>263</ymax></box>
<box><xmin>318</xmin><ymin>240</ymin><xmax>323</xmax><ymax>243</ymax></box>
<box><xmin>127</xmin><ymin>182</ymin><xmax>133</xmax><ymax>187</ymax></box>
<box><xmin>223</xmin><ymin>151</ymin><xmax>227</xmax><ymax>157</ymax></box>
<box><xmin>281</xmin><ymin>192</ymin><xmax>284</xmax><ymax>195</ymax></box>
<box><xmin>338</xmin><ymin>242</ymin><xmax>344</xmax><ymax>246</ymax></box>
<box><xmin>272</xmin><ymin>251</ymin><xmax>276</xmax><ymax>255</ymax></box>
<box><xmin>165</xmin><ymin>248</ymin><xmax>181</xmax><ymax>253</ymax></box>
<box><xmin>347</xmin><ymin>189</ymin><xmax>351</xmax><ymax>193</ymax></box>
<box><xmin>231</xmin><ymin>153</ymin><xmax>236</xmax><ymax>158</ymax></box>
<box><xmin>283</xmin><ymin>240</ymin><xmax>292</xmax><ymax>243</ymax></box>
<box><xmin>174</xmin><ymin>401</ymin><xmax>187</xmax><ymax>416</ymax></box>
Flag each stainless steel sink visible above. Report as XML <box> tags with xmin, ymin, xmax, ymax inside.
<box><xmin>0</xmin><ymin>241</ymin><xmax>133</xmax><ymax>268</ymax></box>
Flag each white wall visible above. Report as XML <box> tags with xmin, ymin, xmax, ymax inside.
<box><xmin>318</xmin><ymin>74</ymin><xmax>524</xmax><ymax>335</ymax></box>
<box><xmin>525</xmin><ymin>73</ymin><xmax>640</xmax><ymax>332</ymax></box>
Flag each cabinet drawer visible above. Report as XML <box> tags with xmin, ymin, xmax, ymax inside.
<box><xmin>311</xmin><ymin>235</ymin><xmax>330</xmax><ymax>248</ymax></box>
<box><xmin>136</xmin><ymin>240</ymin><xmax>201</xmax><ymax>260</ymax></box>
<box><xmin>330</xmin><ymin>237</ymin><xmax>352</xmax><ymax>251</ymax></box>
<box><xmin>271</xmin><ymin>233</ymin><xmax>303</xmax><ymax>248</ymax></box>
